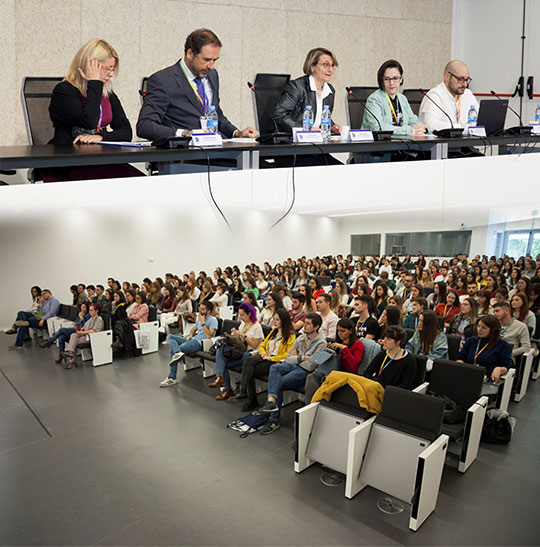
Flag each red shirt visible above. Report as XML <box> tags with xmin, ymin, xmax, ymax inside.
<box><xmin>339</xmin><ymin>339</ymin><xmax>364</xmax><ymax>373</ymax></box>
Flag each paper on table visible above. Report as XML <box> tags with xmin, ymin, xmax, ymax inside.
<box><xmin>98</xmin><ymin>141</ymin><xmax>152</xmax><ymax>147</ymax></box>
<box><xmin>221</xmin><ymin>138</ymin><xmax>258</xmax><ymax>143</ymax></box>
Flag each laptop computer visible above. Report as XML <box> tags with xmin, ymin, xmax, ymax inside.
<box><xmin>476</xmin><ymin>99</ymin><xmax>508</xmax><ymax>136</ymax></box>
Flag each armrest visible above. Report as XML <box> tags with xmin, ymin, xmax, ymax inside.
<box><xmin>202</xmin><ymin>338</ymin><xmax>217</xmax><ymax>351</ymax></box>
<box><xmin>413</xmin><ymin>381</ymin><xmax>429</xmax><ymax>394</ymax></box>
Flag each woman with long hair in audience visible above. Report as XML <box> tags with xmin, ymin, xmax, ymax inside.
<box><xmin>260</xmin><ymin>292</ymin><xmax>285</xmax><ymax>326</ymax></box>
<box><xmin>478</xmin><ymin>267</ymin><xmax>489</xmax><ymax>287</ymax></box>
<box><xmin>377</xmin><ymin>305</ymin><xmax>402</xmax><ymax>343</ymax></box>
<box><xmin>242</xmin><ymin>292</ymin><xmax>262</xmax><ymax>320</ymax></box>
<box><xmin>128</xmin><ymin>292</ymin><xmax>149</xmax><ymax>329</ymax></box>
<box><xmin>160</xmin><ymin>284</ymin><xmax>177</xmax><ymax>315</ymax></box>
<box><xmin>524</xmin><ymin>258</ymin><xmax>537</xmax><ymax>279</ymax></box>
<box><xmin>388</xmin><ymin>294</ymin><xmax>406</xmax><ymax>322</ymax></box>
<box><xmin>456</xmin><ymin>275</ymin><xmax>468</xmax><ymax>297</ymax></box>
<box><xmin>298</xmin><ymin>284</ymin><xmax>317</xmax><ymax>312</ymax></box>
<box><xmin>160</xmin><ymin>286</ymin><xmax>192</xmax><ymax>335</ymax></box>
<box><xmin>419</xmin><ymin>269</ymin><xmax>434</xmax><ymax>288</ymax></box>
<box><xmin>427</xmin><ymin>281</ymin><xmax>446</xmax><ymax>310</ymax></box>
<box><xmin>516</xmin><ymin>257</ymin><xmax>526</xmax><ymax>273</ymax></box>
<box><xmin>335</xmin><ymin>279</ymin><xmax>349</xmax><ymax>306</ymax></box>
<box><xmin>309</xmin><ymin>277</ymin><xmax>325</xmax><ymax>300</ymax></box>
<box><xmin>406</xmin><ymin>309</ymin><xmax>449</xmax><ymax>360</ymax></box>
<box><xmin>125</xmin><ymin>289</ymin><xmax>137</xmax><ymax>316</ymax></box>
<box><xmin>434</xmin><ymin>289</ymin><xmax>461</xmax><ymax>327</ymax></box>
<box><xmin>447</xmin><ymin>297</ymin><xmax>478</xmax><ymax>344</ymax></box>
<box><xmin>235</xmin><ymin>309</ymin><xmax>296</xmax><ymax>412</ymax></box>
<box><xmin>208</xmin><ymin>302</ymin><xmax>264</xmax><ymax>400</ymax></box>
<box><xmin>509</xmin><ymin>276</ymin><xmax>531</xmax><ymax>301</ymax></box>
<box><xmin>294</xmin><ymin>269</ymin><xmax>310</xmax><ymax>289</ymax></box>
<box><xmin>457</xmin><ymin>314</ymin><xmax>512</xmax><ymax>382</ymax></box>
<box><xmin>445</xmin><ymin>272</ymin><xmax>457</xmax><ymax>290</ymax></box>
<box><xmin>329</xmin><ymin>289</ymin><xmax>347</xmax><ymax>318</ymax></box>
<box><xmin>198</xmin><ymin>280</ymin><xmax>215</xmax><ymax>306</ymax></box>
<box><xmin>477</xmin><ymin>288</ymin><xmax>491</xmax><ymax>316</ymax></box>
<box><xmin>486</xmin><ymin>274</ymin><xmax>498</xmax><ymax>298</ymax></box>
<box><xmin>244</xmin><ymin>276</ymin><xmax>260</xmax><ymax>300</ymax></box>
<box><xmin>148</xmin><ymin>281</ymin><xmax>162</xmax><ymax>308</ymax></box>
<box><xmin>231</xmin><ymin>278</ymin><xmax>244</xmax><ymax>310</ymax></box>
<box><xmin>372</xmin><ymin>282</ymin><xmax>389</xmax><ymax>318</ymax></box>
<box><xmin>511</xmin><ymin>292</ymin><xmax>537</xmax><ymax>331</ymax></box>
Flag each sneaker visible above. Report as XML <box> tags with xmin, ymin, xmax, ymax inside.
<box><xmin>5</xmin><ymin>328</ymin><xmax>17</xmax><ymax>335</ymax></box>
<box><xmin>8</xmin><ymin>345</ymin><xmax>23</xmax><ymax>350</ymax></box>
<box><xmin>14</xmin><ymin>320</ymin><xmax>30</xmax><ymax>327</ymax></box>
<box><xmin>260</xmin><ymin>420</ymin><xmax>280</xmax><ymax>435</ymax></box>
<box><xmin>259</xmin><ymin>401</ymin><xmax>279</xmax><ymax>414</ymax></box>
<box><xmin>169</xmin><ymin>352</ymin><xmax>184</xmax><ymax>366</ymax></box>
<box><xmin>159</xmin><ymin>377</ymin><xmax>178</xmax><ymax>388</ymax></box>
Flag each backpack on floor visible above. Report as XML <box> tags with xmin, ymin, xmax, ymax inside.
<box><xmin>481</xmin><ymin>409</ymin><xmax>516</xmax><ymax>445</ymax></box>
<box><xmin>227</xmin><ymin>412</ymin><xmax>270</xmax><ymax>438</ymax></box>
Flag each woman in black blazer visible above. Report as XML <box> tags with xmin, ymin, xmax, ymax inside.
<box><xmin>273</xmin><ymin>47</ymin><xmax>341</xmax><ymax>135</ymax></box>
<box><xmin>47</xmin><ymin>39</ymin><xmax>141</xmax><ymax>181</ymax></box>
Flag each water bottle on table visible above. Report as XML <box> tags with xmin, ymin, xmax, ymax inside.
<box><xmin>535</xmin><ymin>104</ymin><xmax>540</xmax><ymax>124</ymax></box>
<box><xmin>467</xmin><ymin>105</ymin><xmax>478</xmax><ymax>127</ymax></box>
<box><xmin>206</xmin><ymin>105</ymin><xmax>218</xmax><ymax>133</ymax></box>
<box><xmin>303</xmin><ymin>105</ymin><xmax>313</xmax><ymax>131</ymax></box>
<box><xmin>320</xmin><ymin>106</ymin><xmax>332</xmax><ymax>142</ymax></box>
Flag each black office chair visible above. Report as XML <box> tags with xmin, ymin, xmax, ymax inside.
<box><xmin>403</xmin><ymin>88</ymin><xmax>425</xmax><ymax>116</ymax></box>
<box><xmin>251</xmin><ymin>73</ymin><xmax>290</xmax><ymax>135</ymax></box>
<box><xmin>21</xmin><ymin>77</ymin><xmax>63</xmax><ymax>145</ymax></box>
<box><xmin>446</xmin><ymin>334</ymin><xmax>461</xmax><ymax>361</ymax></box>
<box><xmin>346</xmin><ymin>86</ymin><xmax>378</xmax><ymax>129</ymax></box>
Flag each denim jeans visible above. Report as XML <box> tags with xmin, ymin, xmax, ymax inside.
<box><xmin>49</xmin><ymin>327</ymin><xmax>76</xmax><ymax>353</ymax></box>
<box><xmin>215</xmin><ymin>347</ymin><xmax>252</xmax><ymax>389</ymax></box>
<box><xmin>15</xmin><ymin>311</ymin><xmax>41</xmax><ymax>347</ymax></box>
<box><xmin>267</xmin><ymin>362</ymin><xmax>309</xmax><ymax>419</ymax></box>
<box><xmin>167</xmin><ymin>335</ymin><xmax>202</xmax><ymax>379</ymax></box>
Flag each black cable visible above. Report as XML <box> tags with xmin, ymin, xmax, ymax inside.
<box><xmin>308</xmin><ymin>142</ymin><xmax>329</xmax><ymax>165</ymax></box>
<box><xmin>267</xmin><ymin>143</ymin><xmax>297</xmax><ymax>233</ymax></box>
<box><xmin>191</xmin><ymin>144</ymin><xmax>233</xmax><ymax>234</ymax></box>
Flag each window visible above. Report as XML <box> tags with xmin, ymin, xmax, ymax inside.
<box><xmin>502</xmin><ymin>230</ymin><xmax>540</xmax><ymax>257</ymax></box>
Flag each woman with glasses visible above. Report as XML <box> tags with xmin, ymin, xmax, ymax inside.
<box><xmin>273</xmin><ymin>47</ymin><xmax>341</xmax><ymax>135</ymax></box>
<box><xmin>362</xmin><ymin>59</ymin><xmax>426</xmax><ymax>137</ymax></box>
<box><xmin>47</xmin><ymin>39</ymin><xmax>141</xmax><ymax>181</ymax></box>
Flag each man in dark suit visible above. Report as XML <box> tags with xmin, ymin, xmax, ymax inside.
<box><xmin>137</xmin><ymin>28</ymin><xmax>258</xmax><ymax>140</ymax></box>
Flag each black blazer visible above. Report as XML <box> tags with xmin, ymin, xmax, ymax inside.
<box><xmin>273</xmin><ymin>75</ymin><xmax>335</xmax><ymax>133</ymax></box>
<box><xmin>49</xmin><ymin>80</ymin><xmax>132</xmax><ymax>145</ymax></box>
<box><xmin>136</xmin><ymin>60</ymin><xmax>238</xmax><ymax>140</ymax></box>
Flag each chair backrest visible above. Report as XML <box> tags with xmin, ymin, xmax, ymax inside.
<box><xmin>317</xmin><ymin>276</ymin><xmax>332</xmax><ymax>286</ymax></box>
<box><xmin>357</xmin><ymin>337</ymin><xmax>381</xmax><ymax>375</ymax></box>
<box><xmin>533</xmin><ymin>313</ymin><xmax>540</xmax><ymax>340</ymax></box>
<box><xmin>222</xmin><ymin>319</ymin><xmax>241</xmax><ymax>334</ymax></box>
<box><xmin>346</xmin><ymin>86</ymin><xmax>378</xmax><ymax>129</ymax></box>
<box><xmin>411</xmin><ymin>353</ymin><xmax>427</xmax><ymax>388</ymax></box>
<box><xmin>437</xmin><ymin>316</ymin><xmax>445</xmax><ymax>330</ymax></box>
<box><xmin>261</xmin><ymin>324</ymin><xmax>272</xmax><ymax>338</ymax></box>
<box><xmin>402</xmin><ymin>88</ymin><xmax>425</xmax><ymax>116</ymax></box>
<box><xmin>423</xmin><ymin>286</ymin><xmax>434</xmax><ymax>297</ymax></box>
<box><xmin>21</xmin><ymin>77</ymin><xmax>63</xmax><ymax>145</ymax></box>
<box><xmin>148</xmin><ymin>305</ymin><xmax>157</xmax><ymax>322</ymax></box>
<box><xmin>59</xmin><ymin>304</ymin><xmax>70</xmax><ymax>319</ymax></box>
<box><xmin>376</xmin><ymin>386</ymin><xmax>445</xmax><ymax>442</ymax></box>
<box><xmin>252</xmin><ymin>73</ymin><xmax>291</xmax><ymax>134</ymax></box>
<box><xmin>429</xmin><ymin>359</ymin><xmax>486</xmax><ymax>409</ymax></box>
<box><xmin>68</xmin><ymin>305</ymin><xmax>78</xmax><ymax>321</ymax></box>
<box><xmin>404</xmin><ymin>328</ymin><xmax>416</xmax><ymax>342</ymax></box>
<box><xmin>446</xmin><ymin>334</ymin><xmax>461</xmax><ymax>361</ymax></box>
<box><xmin>320</xmin><ymin>384</ymin><xmax>373</xmax><ymax>420</ymax></box>
<box><xmin>215</xmin><ymin>317</ymin><xmax>224</xmax><ymax>336</ymax></box>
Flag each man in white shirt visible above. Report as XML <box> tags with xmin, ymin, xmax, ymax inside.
<box><xmin>316</xmin><ymin>293</ymin><xmax>338</xmax><ymax>339</ymax></box>
<box><xmin>419</xmin><ymin>60</ymin><xmax>479</xmax><ymax>133</ymax></box>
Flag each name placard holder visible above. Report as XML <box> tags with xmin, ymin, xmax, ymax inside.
<box><xmin>190</xmin><ymin>132</ymin><xmax>223</xmax><ymax>147</ymax></box>
<box><xmin>349</xmin><ymin>130</ymin><xmax>374</xmax><ymax>142</ymax></box>
<box><xmin>468</xmin><ymin>126</ymin><xmax>487</xmax><ymax>137</ymax></box>
<box><xmin>529</xmin><ymin>124</ymin><xmax>540</xmax><ymax>135</ymax></box>
<box><xmin>295</xmin><ymin>130</ymin><xmax>324</xmax><ymax>144</ymax></box>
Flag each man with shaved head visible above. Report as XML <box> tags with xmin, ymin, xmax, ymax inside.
<box><xmin>419</xmin><ymin>60</ymin><xmax>479</xmax><ymax>133</ymax></box>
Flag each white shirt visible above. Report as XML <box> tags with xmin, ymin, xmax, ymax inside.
<box><xmin>419</xmin><ymin>82</ymin><xmax>479</xmax><ymax>132</ymax></box>
<box><xmin>309</xmin><ymin>75</ymin><xmax>332</xmax><ymax>128</ymax></box>
<box><xmin>180</xmin><ymin>58</ymin><xmax>214</xmax><ymax>108</ymax></box>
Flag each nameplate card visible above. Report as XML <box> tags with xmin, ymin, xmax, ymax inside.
<box><xmin>529</xmin><ymin>124</ymin><xmax>540</xmax><ymax>135</ymax></box>
<box><xmin>295</xmin><ymin>130</ymin><xmax>323</xmax><ymax>144</ymax></box>
<box><xmin>349</xmin><ymin>130</ymin><xmax>374</xmax><ymax>142</ymax></box>
<box><xmin>468</xmin><ymin>126</ymin><xmax>487</xmax><ymax>137</ymax></box>
<box><xmin>190</xmin><ymin>132</ymin><xmax>223</xmax><ymax>147</ymax></box>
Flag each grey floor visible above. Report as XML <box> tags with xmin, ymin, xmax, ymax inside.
<box><xmin>1</xmin><ymin>333</ymin><xmax>539</xmax><ymax>546</ymax></box>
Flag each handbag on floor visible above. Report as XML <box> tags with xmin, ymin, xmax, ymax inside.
<box><xmin>227</xmin><ymin>412</ymin><xmax>270</xmax><ymax>438</ymax></box>
<box><xmin>481</xmin><ymin>409</ymin><xmax>516</xmax><ymax>445</ymax></box>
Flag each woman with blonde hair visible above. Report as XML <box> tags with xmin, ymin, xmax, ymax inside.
<box><xmin>47</xmin><ymin>39</ymin><xmax>141</xmax><ymax>179</ymax></box>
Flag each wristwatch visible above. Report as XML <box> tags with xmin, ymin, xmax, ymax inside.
<box><xmin>175</xmin><ymin>129</ymin><xmax>190</xmax><ymax>137</ymax></box>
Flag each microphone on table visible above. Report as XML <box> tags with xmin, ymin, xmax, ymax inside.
<box><xmin>490</xmin><ymin>90</ymin><xmax>532</xmax><ymax>136</ymax></box>
<box><xmin>346</xmin><ymin>87</ymin><xmax>393</xmax><ymax>141</ymax></box>
<box><xmin>138</xmin><ymin>89</ymin><xmax>190</xmax><ymax>149</ymax></box>
<box><xmin>420</xmin><ymin>90</ymin><xmax>464</xmax><ymax>138</ymax></box>
<box><xmin>246</xmin><ymin>81</ymin><xmax>290</xmax><ymax>144</ymax></box>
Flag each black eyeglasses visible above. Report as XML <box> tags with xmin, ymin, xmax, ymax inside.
<box><xmin>449</xmin><ymin>72</ymin><xmax>472</xmax><ymax>85</ymax></box>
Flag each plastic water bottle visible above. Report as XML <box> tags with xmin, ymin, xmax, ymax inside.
<box><xmin>303</xmin><ymin>105</ymin><xmax>313</xmax><ymax>131</ymax></box>
<box><xmin>535</xmin><ymin>104</ymin><xmax>540</xmax><ymax>123</ymax></box>
<box><xmin>206</xmin><ymin>106</ymin><xmax>218</xmax><ymax>133</ymax></box>
<box><xmin>467</xmin><ymin>105</ymin><xmax>478</xmax><ymax>126</ymax></box>
<box><xmin>320</xmin><ymin>106</ymin><xmax>332</xmax><ymax>142</ymax></box>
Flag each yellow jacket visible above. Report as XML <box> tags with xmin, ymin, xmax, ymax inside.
<box><xmin>311</xmin><ymin>371</ymin><xmax>385</xmax><ymax>414</ymax></box>
<box><xmin>258</xmin><ymin>331</ymin><xmax>296</xmax><ymax>363</ymax></box>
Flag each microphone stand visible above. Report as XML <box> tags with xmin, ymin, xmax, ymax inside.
<box><xmin>490</xmin><ymin>90</ymin><xmax>532</xmax><ymax>136</ymax></box>
<box><xmin>420</xmin><ymin>90</ymin><xmax>464</xmax><ymax>138</ymax></box>
<box><xmin>346</xmin><ymin>87</ymin><xmax>392</xmax><ymax>141</ymax></box>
